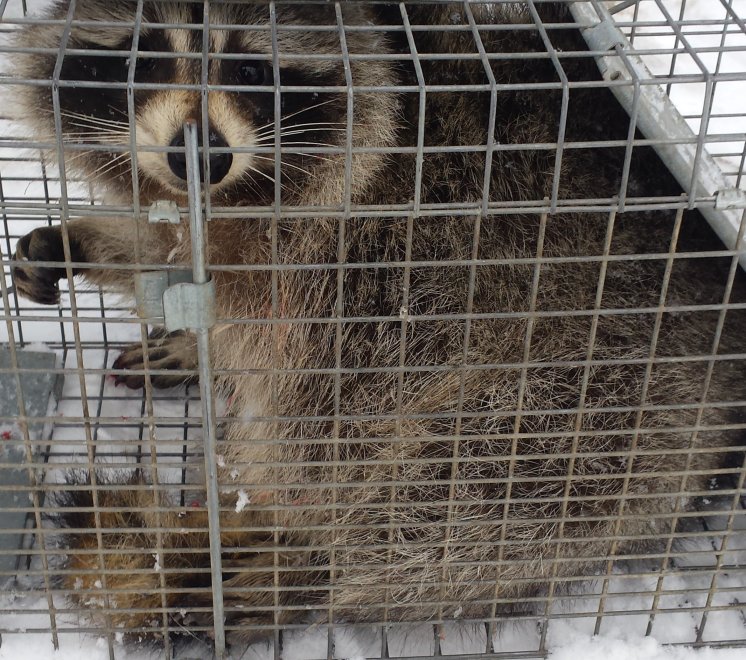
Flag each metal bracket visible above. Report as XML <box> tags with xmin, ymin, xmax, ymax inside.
<box><xmin>582</xmin><ymin>17</ymin><xmax>626</xmax><ymax>53</ymax></box>
<box><xmin>715</xmin><ymin>188</ymin><xmax>746</xmax><ymax>211</ymax></box>
<box><xmin>163</xmin><ymin>280</ymin><xmax>217</xmax><ymax>332</ymax></box>
<box><xmin>134</xmin><ymin>269</ymin><xmax>193</xmax><ymax>321</ymax></box>
<box><xmin>148</xmin><ymin>199</ymin><xmax>181</xmax><ymax>224</ymax></box>
<box><xmin>135</xmin><ymin>271</ymin><xmax>216</xmax><ymax>330</ymax></box>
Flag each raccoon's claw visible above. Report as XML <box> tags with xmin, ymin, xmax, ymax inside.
<box><xmin>13</xmin><ymin>226</ymin><xmax>71</xmax><ymax>305</ymax></box>
<box><xmin>112</xmin><ymin>328</ymin><xmax>198</xmax><ymax>390</ymax></box>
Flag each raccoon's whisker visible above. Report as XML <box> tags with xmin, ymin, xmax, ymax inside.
<box><xmin>243</xmin><ymin>164</ymin><xmax>276</xmax><ymax>186</ymax></box>
<box><xmin>63</xmin><ymin>124</ymin><xmax>128</xmax><ymax>134</ymax></box>
<box><xmin>92</xmin><ymin>157</ymin><xmax>131</xmax><ymax>180</ymax></box>
<box><xmin>254</xmin><ymin>129</ymin><xmax>348</xmax><ymax>145</ymax></box>
<box><xmin>56</xmin><ymin>112</ymin><xmax>130</xmax><ymax>131</ymax></box>
<box><xmin>62</xmin><ymin>122</ymin><xmax>129</xmax><ymax>138</ymax></box>
<box><xmin>60</xmin><ymin>154</ymin><xmax>87</xmax><ymax>170</ymax></box>
<box><xmin>60</xmin><ymin>109</ymin><xmax>129</xmax><ymax>127</ymax></box>
<box><xmin>279</xmin><ymin>140</ymin><xmax>338</xmax><ymax>148</ymax></box>
<box><xmin>238</xmin><ymin>168</ymin><xmax>291</xmax><ymax>196</ymax></box>
<box><xmin>94</xmin><ymin>159</ymin><xmax>130</xmax><ymax>181</ymax></box>
<box><xmin>252</xmin><ymin>99</ymin><xmax>338</xmax><ymax>135</ymax></box>
<box><xmin>251</xmin><ymin>155</ymin><xmax>313</xmax><ymax>177</ymax></box>
<box><xmin>283</xmin><ymin>150</ymin><xmax>335</xmax><ymax>165</ymax></box>
<box><xmin>279</xmin><ymin>128</ymin><xmax>347</xmax><ymax>137</ymax></box>
<box><xmin>64</xmin><ymin>131</ymin><xmax>128</xmax><ymax>139</ymax></box>
<box><xmin>63</xmin><ymin>149</ymin><xmax>108</xmax><ymax>167</ymax></box>
<box><xmin>261</xmin><ymin>143</ymin><xmax>339</xmax><ymax>161</ymax></box>
<box><xmin>90</xmin><ymin>152</ymin><xmax>131</xmax><ymax>179</ymax></box>
<box><xmin>106</xmin><ymin>104</ymin><xmax>130</xmax><ymax>120</ymax></box>
<box><xmin>253</xmin><ymin>124</ymin><xmax>348</xmax><ymax>142</ymax></box>
<box><xmin>253</xmin><ymin>121</ymin><xmax>347</xmax><ymax>139</ymax></box>
<box><xmin>35</xmin><ymin>112</ymin><xmax>129</xmax><ymax>138</ymax></box>
<box><xmin>239</xmin><ymin>170</ymin><xmax>280</xmax><ymax>200</ymax></box>
<box><xmin>63</xmin><ymin>146</ymin><xmax>129</xmax><ymax>168</ymax></box>
<box><xmin>63</xmin><ymin>134</ymin><xmax>129</xmax><ymax>145</ymax></box>
<box><xmin>35</xmin><ymin>107</ymin><xmax>130</xmax><ymax>130</ymax></box>
<box><xmin>235</xmin><ymin>171</ymin><xmax>265</xmax><ymax>200</ymax></box>
<box><xmin>250</xmin><ymin>147</ymin><xmax>336</xmax><ymax>166</ymax></box>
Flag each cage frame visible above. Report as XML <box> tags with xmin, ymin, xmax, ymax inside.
<box><xmin>0</xmin><ymin>1</ymin><xmax>745</xmax><ymax>659</ymax></box>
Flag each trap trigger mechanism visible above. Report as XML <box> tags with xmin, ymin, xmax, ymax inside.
<box><xmin>135</xmin><ymin>270</ymin><xmax>216</xmax><ymax>332</ymax></box>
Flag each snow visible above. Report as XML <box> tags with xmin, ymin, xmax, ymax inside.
<box><xmin>617</xmin><ymin>0</ymin><xmax>746</xmax><ymax>191</ymax></box>
<box><xmin>548</xmin><ymin>633</ymin><xmax>745</xmax><ymax>660</ymax></box>
<box><xmin>234</xmin><ymin>489</ymin><xmax>251</xmax><ymax>513</ymax></box>
<box><xmin>0</xmin><ymin>0</ymin><xmax>745</xmax><ymax>658</ymax></box>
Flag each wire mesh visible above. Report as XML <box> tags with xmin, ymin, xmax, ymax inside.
<box><xmin>0</xmin><ymin>1</ymin><xmax>745</xmax><ymax>659</ymax></box>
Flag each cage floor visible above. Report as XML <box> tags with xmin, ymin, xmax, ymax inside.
<box><xmin>0</xmin><ymin>344</ymin><xmax>743</xmax><ymax>660</ymax></box>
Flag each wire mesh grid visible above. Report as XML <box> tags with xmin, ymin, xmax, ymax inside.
<box><xmin>0</xmin><ymin>1</ymin><xmax>745</xmax><ymax>658</ymax></box>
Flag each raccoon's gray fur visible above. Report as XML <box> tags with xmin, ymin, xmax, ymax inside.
<box><xmin>10</xmin><ymin>0</ymin><xmax>746</xmax><ymax>645</ymax></box>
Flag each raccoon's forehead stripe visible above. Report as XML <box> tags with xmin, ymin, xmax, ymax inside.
<box><xmin>168</xmin><ymin>29</ymin><xmax>194</xmax><ymax>58</ymax></box>
<box><xmin>70</xmin><ymin>25</ymin><xmax>138</xmax><ymax>49</ymax></box>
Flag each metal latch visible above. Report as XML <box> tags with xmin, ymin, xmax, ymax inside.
<box><xmin>148</xmin><ymin>200</ymin><xmax>181</xmax><ymax>224</ymax></box>
<box><xmin>715</xmin><ymin>187</ymin><xmax>746</xmax><ymax>210</ymax></box>
<box><xmin>582</xmin><ymin>17</ymin><xmax>626</xmax><ymax>53</ymax></box>
<box><xmin>163</xmin><ymin>280</ymin><xmax>216</xmax><ymax>332</ymax></box>
<box><xmin>134</xmin><ymin>270</ymin><xmax>216</xmax><ymax>331</ymax></box>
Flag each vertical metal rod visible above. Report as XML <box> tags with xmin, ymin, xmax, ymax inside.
<box><xmin>526</xmin><ymin>0</ymin><xmax>569</xmax><ymax>215</ymax></box>
<box><xmin>0</xmin><ymin>174</ymin><xmax>25</xmax><ymax>347</ymax></box>
<box><xmin>184</xmin><ymin>120</ymin><xmax>226</xmax><ymax>658</ymax></box>
<box><xmin>330</xmin><ymin>6</ymin><xmax>353</xmax><ymax>656</ymax></box>
<box><xmin>51</xmin><ymin>2</ymin><xmax>113</xmax><ymax>656</ymax></box>
<box><xmin>268</xmin><ymin>5</ymin><xmax>283</xmax><ymax>656</ymax></box>
<box><xmin>126</xmin><ymin>2</ymin><xmax>171</xmax><ymax>652</ymax></box>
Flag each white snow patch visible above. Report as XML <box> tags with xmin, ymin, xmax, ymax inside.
<box><xmin>548</xmin><ymin>631</ymin><xmax>745</xmax><ymax>660</ymax></box>
<box><xmin>235</xmin><ymin>489</ymin><xmax>251</xmax><ymax>512</ymax></box>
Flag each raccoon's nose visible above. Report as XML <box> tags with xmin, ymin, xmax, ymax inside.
<box><xmin>167</xmin><ymin>130</ymin><xmax>233</xmax><ymax>184</ymax></box>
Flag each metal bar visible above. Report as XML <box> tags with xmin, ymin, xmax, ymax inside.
<box><xmin>184</xmin><ymin>119</ymin><xmax>226</xmax><ymax>658</ymax></box>
<box><xmin>50</xmin><ymin>1</ymin><xmax>114</xmax><ymax>656</ymax></box>
<box><xmin>268</xmin><ymin>4</ymin><xmax>283</xmax><ymax>657</ymax></box>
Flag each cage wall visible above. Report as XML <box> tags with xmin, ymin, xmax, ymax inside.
<box><xmin>0</xmin><ymin>1</ymin><xmax>745</xmax><ymax>659</ymax></box>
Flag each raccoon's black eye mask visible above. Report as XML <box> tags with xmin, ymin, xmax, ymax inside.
<box><xmin>131</xmin><ymin>36</ymin><xmax>157</xmax><ymax>76</ymax></box>
<box><xmin>59</xmin><ymin>34</ymin><xmax>172</xmax><ymax>84</ymax></box>
<box><xmin>236</xmin><ymin>60</ymin><xmax>274</xmax><ymax>87</ymax></box>
<box><xmin>62</xmin><ymin>36</ymin><xmax>284</xmax><ymax>88</ymax></box>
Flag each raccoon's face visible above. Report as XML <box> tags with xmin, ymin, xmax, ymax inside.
<box><xmin>14</xmin><ymin>1</ymin><xmax>398</xmax><ymax>205</ymax></box>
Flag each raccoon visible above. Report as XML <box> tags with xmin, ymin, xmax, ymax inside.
<box><xmin>10</xmin><ymin>0</ymin><xmax>746</xmax><ymax>647</ymax></box>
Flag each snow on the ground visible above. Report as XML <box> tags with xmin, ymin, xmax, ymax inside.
<box><xmin>1</xmin><ymin>0</ymin><xmax>745</xmax><ymax>658</ymax></box>
<box><xmin>616</xmin><ymin>0</ymin><xmax>746</xmax><ymax>188</ymax></box>
<box><xmin>548</xmin><ymin>636</ymin><xmax>745</xmax><ymax>660</ymax></box>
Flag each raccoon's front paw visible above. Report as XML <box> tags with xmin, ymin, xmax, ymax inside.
<box><xmin>112</xmin><ymin>327</ymin><xmax>198</xmax><ymax>389</ymax></box>
<box><xmin>13</xmin><ymin>226</ymin><xmax>75</xmax><ymax>305</ymax></box>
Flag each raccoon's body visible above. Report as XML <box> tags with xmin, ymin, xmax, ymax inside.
<box><xmin>10</xmin><ymin>0</ymin><xmax>746</xmax><ymax>646</ymax></box>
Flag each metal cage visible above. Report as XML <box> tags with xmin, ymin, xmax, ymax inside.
<box><xmin>0</xmin><ymin>1</ymin><xmax>745</xmax><ymax>659</ymax></box>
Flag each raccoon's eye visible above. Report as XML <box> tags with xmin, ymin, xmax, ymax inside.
<box><xmin>238</xmin><ymin>60</ymin><xmax>273</xmax><ymax>86</ymax></box>
<box><xmin>130</xmin><ymin>36</ymin><xmax>157</xmax><ymax>77</ymax></box>
<box><xmin>135</xmin><ymin>56</ymin><xmax>157</xmax><ymax>75</ymax></box>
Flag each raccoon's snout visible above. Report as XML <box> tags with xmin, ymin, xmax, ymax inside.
<box><xmin>168</xmin><ymin>129</ymin><xmax>233</xmax><ymax>185</ymax></box>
